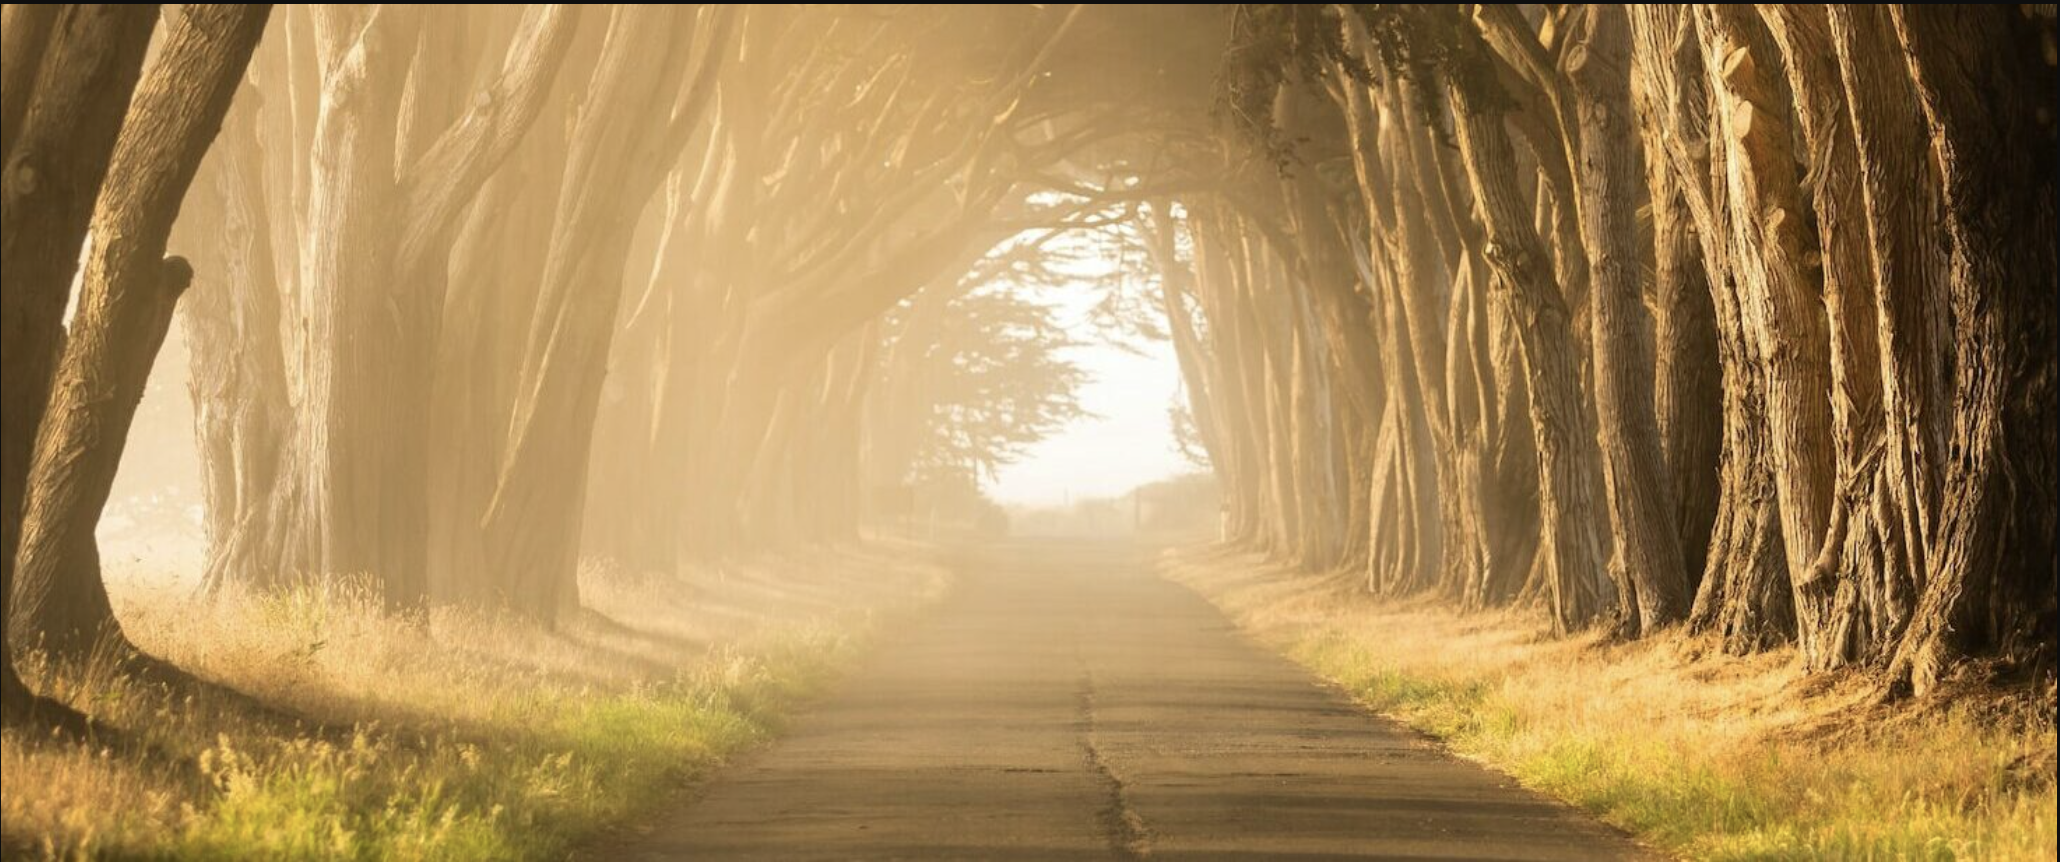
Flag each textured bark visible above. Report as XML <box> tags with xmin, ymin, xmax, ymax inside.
<box><xmin>1627</xmin><ymin>6</ymin><xmax>1722</xmax><ymax>595</ymax></box>
<box><xmin>182</xmin><ymin>79</ymin><xmax>293</xmax><ymax>594</ymax></box>
<box><xmin>1230</xmin><ymin>227</ymin><xmax>1291</xmax><ymax>552</ymax></box>
<box><xmin>1374</xmin><ymin>78</ymin><xmax>1466</xmax><ymax>595</ymax></box>
<box><xmin>1701</xmin><ymin>4</ymin><xmax>1836</xmax><ymax>642</ymax></box>
<box><xmin>14</xmin><ymin>3</ymin><xmax>271</xmax><ymax>656</ymax></box>
<box><xmin>1142</xmin><ymin>203</ymin><xmax>1226</xmax><ymax>470</ymax></box>
<box><xmin>1887</xmin><ymin>5</ymin><xmax>2059</xmax><ymax>694</ymax></box>
<box><xmin>1401</xmin><ymin>104</ymin><xmax>1504</xmax><ymax>606</ymax></box>
<box><xmin>1334</xmin><ymin>80</ymin><xmax>1434</xmax><ymax>590</ymax></box>
<box><xmin>290</xmin><ymin>4</ymin><xmax>424</xmax><ymax>601</ymax></box>
<box><xmin>1285</xmin><ymin>262</ymin><xmax>1345</xmax><ymax>569</ymax></box>
<box><xmin>0</xmin><ymin>4</ymin><xmax>156</xmax><ymax>685</ymax></box>
<box><xmin>1628</xmin><ymin>6</ymin><xmax>1794</xmax><ymax>650</ymax></box>
<box><xmin>1446</xmin><ymin>56</ymin><xmax>1609</xmax><ymax>633</ymax></box>
<box><xmin>1414</xmin><ymin>96</ymin><xmax>1539</xmax><ymax>611</ymax></box>
<box><xmin>243</xmin><ymin>5</ymin><xmax>578</xmax><ymax>607</ymax></box>
<box><xmin>428</xmin><ymin>129</ymin><xmax>563</xmax><ymax>604</ymax></box>
<box><xmin>1760</xmin><ymin>3</ymin><xmax>1907</xmax><ymax>669</ymax></box>
<box><xmin>1245</xmin><ymin>238</ymin><xmax>1306</xmax><ymax>559</ymax></box>
<box><xmin>1566</xmin><ymin>5</ymin><xmax>1692</xmax><ymax>633</ymax></box>
<box><xmin>1187</xmin><ymin>211</ymin><xmax>1271</xmax><ymax>545</ymax></box>
<box><xmin>1821</xmin><ymin>3</ymin><xmax>1952</xmax><ymax>667</ymax></box>
<box><xmin>1263</xmin><ymin>90</ymin><xmax>1386</xmax><ymax>571</ymax></box>
<box><xmin>0</xmin><ymin>4</ymin><xmax>60</xmax><ymax>160</ymax></box>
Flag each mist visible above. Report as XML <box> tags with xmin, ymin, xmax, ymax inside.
<box><xmin>3</xmin><ymin>5</ymin><xmax>2055</xmax><ymax>860</ymax></box>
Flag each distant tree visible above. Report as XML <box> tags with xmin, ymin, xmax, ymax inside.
<box><xmin>872</xmin><ymin>283</ymin><xmax>1090</xmax><ymax>492</ymax></box>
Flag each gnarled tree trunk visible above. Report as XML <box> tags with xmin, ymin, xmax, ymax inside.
<box><xmin>1566</xmin><ymin>4</ymin><xmax>1691</xmax><ymax>633</ymax></box>
<box><xmin>1886</xmin><ymin>4</ymin><xmax>2059</xmax><ymax>694</ymax></box>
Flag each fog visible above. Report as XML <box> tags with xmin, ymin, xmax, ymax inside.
<box><xmin>4</xmin><ymin>4</ymin><xmax>2054</xmax><ymax>859</ymax></box>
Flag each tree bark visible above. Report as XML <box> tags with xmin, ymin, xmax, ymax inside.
<box><xmin>1699</xmin><ymin>3</ymin><xmax>1836</xmax><ymax>646</ymax></box>
<box><xmin>0</xmin><ymin>5</ymin><xmax>156</xmax><ymax>716</ymax></box>
<box><xmin>1445</xmin><ymin>46</ymin><xmax>1610</xmax><ymax>633</ymax></box>
<box><xmin>231</xmin><ymin>5</ymin><xmax>579</xmax><ymax>608</ymax></box>
<box><xmin>0</xmin><ymin>4</ymin><xmax>61</xmax><ymax>160</ymax></box>
<box><xmin>1759</xmin><ymin>3</ymin><xmax>1909</xmax><ymax>669</ymax></box>
<box><xmin>290</xmin><ymin>4</ymin><xmax>423</xmax><ymax>603</ymax></box>
<box><xmin>1887</xmin><ymin>4</ymin><xmax>2059</xmax><ymax>694</ymax></box>
<box><xmin>1627</xmin><ymin>12</ymin><xmax>1722</xmax><ymax>590</ymax></box>
<box><xmin>182</xmin><ymin>76</ymin><xmax>294</xmax><ymax>594</ymax></box>
<box><xmin>1820</xmin><ymin>3</ymin><xmax>1952</xmax><ymax>668</ymax></box>
<box><xmin>482</xmin><ymin>5</ymin><xmax>728</xmax><ymax>621</ymax></box>
<box><xmin>1628</xmin><ymin>5</ymin><xmax>1794</xmax><ymax>651</ymax></box>
<box><xmin>14</xmin><ymin>3</ymin><xmax>272</xmax><ymax>657</ymax></box>
<box><xmin>1566</xmin><ymin>4</ymin><xmax>1692</xmax><ymax>633</ymax></box>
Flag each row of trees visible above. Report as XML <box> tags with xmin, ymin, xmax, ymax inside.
<box><xmin>1170</xmin><ymin>4</ymin><xmax>2055</xmax><ymax>695</ymax></box>
<box><xmin>3</xmin><ymin>4</ymin><xmax>2050</xmax><ymax>727</ymax></box>
<box><xmin>1</xmin><ymin>4</ymin><xmax>1194</xmax><ymax>725</ymax></box>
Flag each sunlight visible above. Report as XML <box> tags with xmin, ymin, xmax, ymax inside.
<box><xmin>3</xmin><ymin>5</ymin><xmax>2053</xmax><ymax>860</ymax></box>
<box><xmin>989</xmin><ymin>317</ymin><xmax>1187</xmax><ymax>507</ymax></box>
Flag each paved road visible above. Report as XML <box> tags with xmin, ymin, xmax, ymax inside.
<box><xmin>605</xmin><ymin>539</ymin><xmax>1651</xmax><ymax>860</ymax></box>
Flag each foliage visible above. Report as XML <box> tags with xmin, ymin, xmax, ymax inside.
<box><xmin>1214</xmin><ymin>4</ymin><xmax>1370</xmax><ymax>169</ymax></box>
<box><xmin>894</xmin><ymin>283</ymin><xmax>1091</xmax><ymax>485</ymax></box>
<box><xmin>874</xmin><ymin>194</ymin><xmax>1176</xmax><ymax>493</ymax></box>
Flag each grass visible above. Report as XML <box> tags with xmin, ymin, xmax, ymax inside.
<box><xmin>1161</xmin><ymin>545</ymin><xmax>2058</xmax><ymax>862</ymax></box>
<box><xmin>2</xmin><ymin>542</ymin><xmax>950</xmax><ymax>860</ymax></box>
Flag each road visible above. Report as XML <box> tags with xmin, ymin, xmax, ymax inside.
<box><xmin>603</xmin><ymin>539</ymin><xmax>1651</xmax><ymax>860</ymax></box>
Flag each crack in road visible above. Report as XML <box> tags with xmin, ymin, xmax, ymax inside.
<box><xmin>1077</xmin><ymin>665</ymin><xmax>1153</xmax><ymax>859</ymax></box>
<box><xmin>604</xmin><ymin>541</ymin><xmax>1653</xmax><ymax>860</ymax></box>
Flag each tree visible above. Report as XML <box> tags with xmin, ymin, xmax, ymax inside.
<box><xmin>0</xmin><ymin>3</ymin><xmax>158</xmax><ymax>723</ymax></box>
<box><xmin>479</xmin><ymin>4</ymin><xmax>728</xmax><ymax>621</ymax></box>
<box><xmin>1886</xmin><ymin>4</ymin><xmax>2058</xmax><ymax>694</ymax></box>
<box><xmin>1564</xmin><ymin>5</ymin><xmax>1691</xmax><ymax>633</ymax></box>
<box><xmin>195</xmin><ymin>4</ymin><xmax>579</xmax><ymax>607</ymax></box>
<box><xmin>14</xmin><ymin>3</ymin><xmax>273</xmax><ymax>661</ymax></box>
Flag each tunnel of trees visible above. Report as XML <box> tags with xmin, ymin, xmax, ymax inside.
<box><xmin>2</xmin><ymin>3</ymin><xmax>2054</xmax><ymax>727</ymax></box>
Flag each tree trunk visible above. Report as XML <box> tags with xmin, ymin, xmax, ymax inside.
<box><xmin>291</xmin><ymin>4</ymin><xmax>422</xmax><ymax>603</ymax></box>
<box><xmin>1186</xmin><ymin>210</ymin><xmax>1271</xmax><ymax>545</ymax></box>
<box><xmin>232</xmin><ymin>5</ymin><xmax>576</xmax><ymax>608</ymax></box>
<box><xmin>1821</xmin><ymin>3</ymin><xmax>1952</xmax><ymax>668</ymax></box>
<box><xmin>1700</xmin><ymin>3</ymin><xmax>1836</xmax><ymax>647</ymax></box>
<box><xmin>0</xmin><ymin>5</ymin><xmax>156</xmax><ymax>710</ymax></box>
<box><xmin>182</xmin><ymin>76</ymin><xmax>294</xmax><ymax>594</ymax></box>
<box><xmin>14</xmin><ymin>3</ymin><xmax>272</xmax><ymax>658</ymax></box>
<box><xmin>482</xmin><ymin>5</ymin><xmax>727</xmax><ymax>621</ymax></box>
<box><xmin>1445</xmin><ymin>58</ymin><xmax>1609</xmax><ymax>633</ymax></box>
<box><xmin>1887</xmin><ymin>4</ymin><xmax>2059</xmax><ymax>694</ymax></box>
<box><xmin>1628</xmin><ymin>5</ymin><xmax>1794</xmax><ymax>651</ymax></box>
<box><xmin>0</xmin><ymin>4</ymin><xmax>61</xmax><ymax>159</ymax></box>
<box><xmin>1565</xmin><ymin>4</ymin><xmax>1691</xmax><ymax>633</ymax></box>
<box><xmin>1759</xmin><ymin>3</ymin><xmax>1911</xmax><ymax>669</ymax></box>
<box><xmin>1141</xmin><ymin>203</ymin><xmax>1227</xmax><ymax>471</ymax></box>
<box><xmin>1627</xmin><ymin>18</ymin><xmax>1722</xmax><ymax>590</ymax></box>
<box><xmin>1408</xmin><ymin>95</ymin><xmax>1539</xmax><ymax>610</ymax></box>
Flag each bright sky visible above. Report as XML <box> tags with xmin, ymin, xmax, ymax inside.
<box><xmin>988</xmin><ymin>307</ymin><xmax>1192</xmax><ymax>507</ymax></box>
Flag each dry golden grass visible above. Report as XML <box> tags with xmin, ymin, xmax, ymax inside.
<box><xmin>1161</xmin><ymin>545</ymin><xmax>2058</xmax><ymax>862</ymax></box>
<box><xmin>2</xmin><ymin>541</ymin><xmax>950</xmax><ymax>860</ymax></box>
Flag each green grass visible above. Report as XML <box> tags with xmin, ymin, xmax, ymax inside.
<box><xmin>1169</xmin><ymin>548</ymin><xmax>2058</xmax><ymax>862</ymax></box>
<box><xmin>160</xmin><ymin>633</ymin><xmax>846</xmax><ymax>861</ymax></box>
<box><xmin>4</xmin><ymin>548</ymin><xmax>948</xmax><ymax>860</ymax></box>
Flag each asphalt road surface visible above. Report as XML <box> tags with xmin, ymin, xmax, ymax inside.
<box><xmin>604</xmin><ymin>539</ymin><xmax>1652</xmax><ymax>860</ymax></box>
